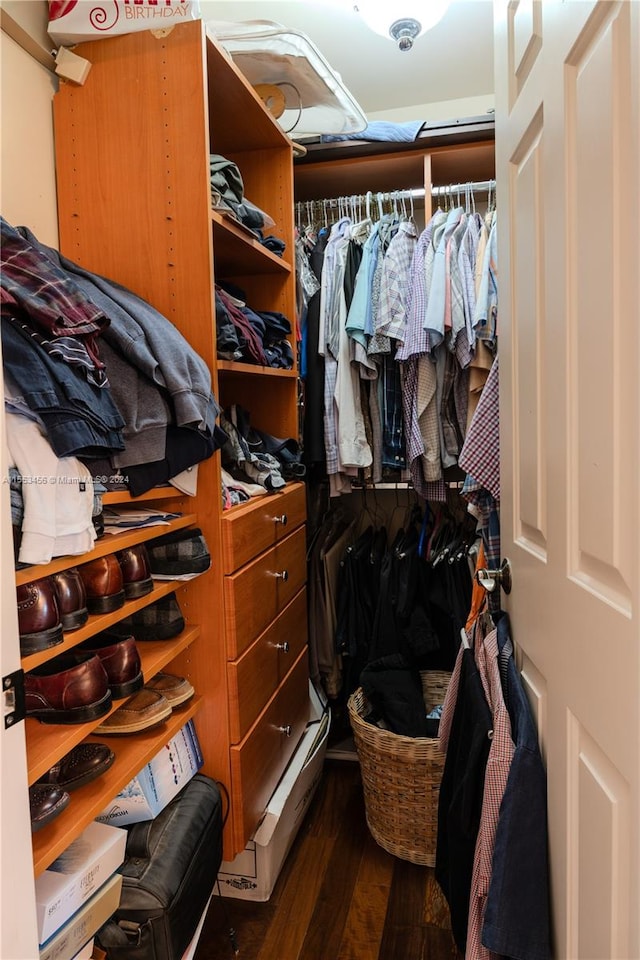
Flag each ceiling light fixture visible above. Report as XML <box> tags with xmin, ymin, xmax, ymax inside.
<box><xmin>353</xmin><ymin>1</ymin><xmax>451</xmax><ymax>51</ymax></box>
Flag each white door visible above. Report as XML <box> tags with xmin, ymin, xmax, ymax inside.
<box><xmin>494</xmin><ymin>2</ymin><xmax>639</xmax><ymax>958</ymax></box>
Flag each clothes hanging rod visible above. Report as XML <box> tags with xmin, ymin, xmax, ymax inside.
<box><xmin>297</xmin><ymin>179</ymin><xmax>496</xmax><ymax>209</ymax></box>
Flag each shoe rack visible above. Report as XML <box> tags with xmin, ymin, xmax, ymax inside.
<box><xmin>20</xmin><ymin>18</ymin><xmax>308</xmax><ymax>876</ymax></box>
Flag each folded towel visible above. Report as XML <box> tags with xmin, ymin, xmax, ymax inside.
<box><xmin>321</xmin><ymin>120</ymin><xmax>425</xmax><ymax>143</ymax></box>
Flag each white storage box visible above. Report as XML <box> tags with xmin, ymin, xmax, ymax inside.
<box><xmin>39</xmin><ymin>873</ymin><xmax>122</xmax><ymax>960</ymax></box>
<box><xmin>95</xmin><ymin>719</ymin><xmax>203</xmax><ymax>827</ymax></box>
<box><xmin>35</xmin><ymin>823</ymin><xmax>126</xmax><ymax>945</ymax></box>
<box><xmin>206</xmin><ymin>20</ymin><xmax>367</xmax><ymax>137</ymax></box>
<box><xmin>218</xmin><ymin>682</ymin><xmax>330</xmax><ymax>901</ymax></box>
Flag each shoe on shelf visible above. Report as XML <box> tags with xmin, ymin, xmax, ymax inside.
<box><xmin>17</xmin><ymin>577</ymin><xmax>64</xmax><ymax>656</ymax></box>
<box><xmin>74</xmin><ymin>633</ymin><xmax>143</xmax><ymax>699</ymax></box>
<box><xmin>29</xmin><ymin>783</ymin><xmax>70</xmax><ymax>833</ymax></box>
<box><xmin>117</xmin><ymin>544</ymin><xmax>154</xmax><ymax>599</ymax></box>
<box><xmin>108</xmin><ymin>592</ymin><xmax>185</xmax><ymax>641</ymax></box>
<box><xmin>37</xmin><ymin>742</ymin><xmax>115</xmax><ymax>792</ymax></box>
<box><xmin>77</xmin><ymin>554</ymin><xmax>125</xmax><ymax>614</ymax></box>
<box><xmin>93</xmin><ymin>688</ymin><xmax>172</xmax><ymax>736</ymax></box>
<box><xmin>145</xmin><ymin>527</ymin><xmax>211</xmax><ymax>577</ymax></box>
<box><xmin>144</xmin><ymin>672</ymin><xmax>195</xmax><ymax>708</ymax></box>
<box><xmin>50</xmin><ymin>567</ymin><xmax>89</xmax><ymax>632</ymax></box>
<box><xmin>25</xmin><ymin>653</ymin><xmax>112</xmax><ymax>724</ymax></box>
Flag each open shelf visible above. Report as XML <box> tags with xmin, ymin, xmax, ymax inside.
<box><xmin>15</xmin><ymin>514</ymin><xmax>198</xmax><ymax>586</ymax></box>
<box><xmin>212</xmin><ymin>210</ymin><xmax>292</xmax><ymax>276</ymax></box>
<box><xmin>217</xmin><ymin>360</ymin><xmax>298</xmax><ymax>378</ymax></box>
<box><xmin>31</xmin><ymin>695</ymin><xmax>203</xmax><ymax>876</ymax></box>
<box><xmin>21</xmin><ymin>579</ymin><xmax>200</xmax><ymax>672</ymax></box>
<box><xmin>26</xmin><ymin>626</ymin><xmax>201</xmax><ymax>784</ymax></box>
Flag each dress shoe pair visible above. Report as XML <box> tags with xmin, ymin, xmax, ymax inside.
<box><xmin>17</xmin><ymin>569</ymin><xmax>90</xmax><ymax>657</ymax></box>
<box><xmin>78</xmin><ymin>544</ymin><xmax>153</xmax><ymax>615</ymax></box>
<box><xmin>25</xmin><ymin>634</ymin><xmax>143</xmax><ymax>723</ymax></box>
<box><xmin>16</xmin><ymin>545</ymin><xmax>153</xmax><ymax>657</ymax></box>
<box><xmin>30</xmin><ymin>743</ymin><xmax>115</xmax><ymax>832</ymax></box>
<box><xmin>38</xmin><ymin>742</ymin><xmax>115</xmax><ymax>792</ymax></box>
<box><xmin>94</xmin><ymin>672</ymin><xmax>195</xmax><ymax>736</ymax></box>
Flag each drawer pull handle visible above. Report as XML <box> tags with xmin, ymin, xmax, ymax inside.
<box><xmin>274</xmin><ymin>514</ymin><xmax>288</xmax><ymax>526</ymax></box>
<box><xmin>278</xmin><ymin>724</ymin><xmax>293</xmax><ymax>738</ymax></box>
<box><xmin>276</xmin><ymin>641</ymin><xmax>290</xmax><ymax>653</ymax></box>
<box><xmin>274</xmin><ymin>569</ymin><xmax>289</xmax><ymax>582</ymax></box>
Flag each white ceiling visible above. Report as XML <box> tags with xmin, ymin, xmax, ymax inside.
<box><xmin>198</xmin><ymin>0</ymin><xmax>495</xmax><ymax>117</ymax></box>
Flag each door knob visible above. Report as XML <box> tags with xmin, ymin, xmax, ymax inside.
<box><xmin>475</xmin><ymin>557</ymin><xmax>512</xmax><ymax>594</ymax></box>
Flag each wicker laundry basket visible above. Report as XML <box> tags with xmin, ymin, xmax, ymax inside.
<box><xmin>348</xmin><ymin>670</ymin><xmax>451</xmax><ymax>866</ymax></box>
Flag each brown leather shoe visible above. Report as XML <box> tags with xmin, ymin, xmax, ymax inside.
<box><xmin>37</xmin><ymin>742</ymin><xmax>115</xmax><ymax>792</ymax></box>
<box><xmin>29</xmin><ymin>783</ymin><xmax>70</xmax><ymax>832</ymax></box>
<box><xmin>50</xmin><ymin>568</ymin><xmax>89</xmax><ymax>632</ymax></box>
<box><xmin>75</xmin><ymin>633</ymin><xmax>143</xmax><ymax>699</ymax></box>
<box><xmin>144</xmin><ymin>672</ymin><xmax>195</xmax><ymax>708</ymax></box>
<box><xmin>117</xmin><ymin>544</ymin><xmax>154</xmax><ymax>599</ymax></box>
<box><xmin>25</xmin><ymin>653</ymin><xmax>112</xmax><ymax>724</ymax></box>
<box><xmin>17</xmin><ymin>578</ymin><xmax>64</xmax><ymax>656</ymax></box>
<box><xmin>93</xmin><ymin>688</ymin><xmax>172</xmax><ymax>735</ymax></box>
<box><xmin>77</xmin><ymin>554</ymin><xmax>125</xmax><ymax>614</ymax></box>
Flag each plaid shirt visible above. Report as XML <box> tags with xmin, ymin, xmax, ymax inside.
<box><xmin>1</xmin><ymin>218</ymin><xmax>109</xmax><ymax>380</ymax></box>
<box><xmin>377</xmin><ymin>220</ymin><xmax>418</xmax><ymax>343</ymax></box>
<box><xmin>467</xmin><ymin>622</ymin><xmax>515</xmax><ymax>960</ymax></box>
<box><xmin>459</xmin><ymin>355</ymin><xmax>500</xmax><ymax>500</ymax></box>
<box><xmin>1</xmin><ymin>219</ymin><xmax>108</xmax><ymax>339</ymax></box>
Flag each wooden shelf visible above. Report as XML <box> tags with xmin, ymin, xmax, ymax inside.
<box><xmin>217</xmin><ymin>360</ymin><xmax>298</xmax><ymax>378</ymax></box>
<box><xmin>101</xmin><ymin>486</ymin><xmax>179</xmax><ymax>505</ymax></box>
<box><xmin>211</xmin><ymin>210</ymin><xmax>292</xmax><ymax>276</ymax></box>
<box><xmin>15</xmin><ymin>514</ymin><xmax>198</xmax><ymax>586</ymax></box>
<box><xmin>21</xmin><ymin>579</ymin><xmax>198</xmax><ymax>672</ymax></box>
<box><xmin>31</xmin><ymin>695</ymin><xmax>203</xmax><ymax>876</ymax></box>
<box><xmin>26</xmin><ymin>626</ymin><xmax>201</xmax><ymax>785</ymax></box>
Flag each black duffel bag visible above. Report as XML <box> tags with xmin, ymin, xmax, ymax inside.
<box><xmin>97</xmin><ymin>774</ymin><xmax>223</xmax><ymax>960</ymax></box>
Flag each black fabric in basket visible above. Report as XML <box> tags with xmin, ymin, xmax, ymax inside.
<box><xmin>360</xmin><ymin>654</ymin><xmax>429</xmax><ymax>737</ymax></box>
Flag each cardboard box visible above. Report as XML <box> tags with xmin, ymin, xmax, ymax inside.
<box><xmin>70</xmin><ymin>939</ymin><xmax>94</xmax><ymax>960</ymax></box>
<box><xmin>217</xmin><ymin>682</ymin><xmax>330</xmax><ymax>901</ymax></box>
<box><xmin>96</xmin><ymin>719</ymin><xmax>204</xmax><ymax>827</ymax></box>
<box><xmin>39</xmin><ymin>873</ymin><xmax>121</xmax><ymax>960</ymax></box>
<box><xmin>35</xmin><ymin>822</ymin><xmax>127</xmax><ymax>944</ymax></box>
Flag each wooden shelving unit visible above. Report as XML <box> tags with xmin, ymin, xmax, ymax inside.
<box><xmin>30</xmin><ymin>19</ymin><xmax>308</xmax><ymax>884</ymax></box>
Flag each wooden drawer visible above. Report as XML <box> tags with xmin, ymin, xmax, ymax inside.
<box><xmin>221</xmin><ymin>482</ymin><xmax>306</xmax><ymax>572</ymax></box>
<box><xmin>227</xmin><ymin>588</ymin><xmax>308</xmax><ymax>742</ymax></box>
<box><xmin>230</xmin><ymin>647</ymin><xmax>310</xmax><ymax>852</ymax></box>
<box><xmin>224</xmin><ymin>525</ymin><xmax>307</xmax><ymax>659</ymax></box>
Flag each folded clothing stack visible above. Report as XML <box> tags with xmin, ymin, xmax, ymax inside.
<box><xmin>215</xmin><ymin>284</ymin><xmax>293</xmax><ymax>369</ymax></box>
<box><xmin>220</xmin><ymin>404</ymin><xmax>305</xmax><ymax>496</ymax></box>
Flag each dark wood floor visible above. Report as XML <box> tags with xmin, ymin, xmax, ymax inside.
<box><xmin>195</xmin><ymin>760</ymin><xmax>460</xmax><ymax>960</ymax></box>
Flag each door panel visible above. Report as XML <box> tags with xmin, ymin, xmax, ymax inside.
<box><xmin>495</xmin><ymin>2</ymin><xmax>639</xmax><ymax>957</ymax></box>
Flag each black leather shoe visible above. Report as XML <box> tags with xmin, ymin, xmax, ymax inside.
<box><xmin>37</xmin><ymin>742</ymin><xmax>115</xmax><ymax>792</ymax></box>
<box><xmin>29</xmin><ymin>783</ymin><xmax>70</xmax><ymax>832</ymax></box>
